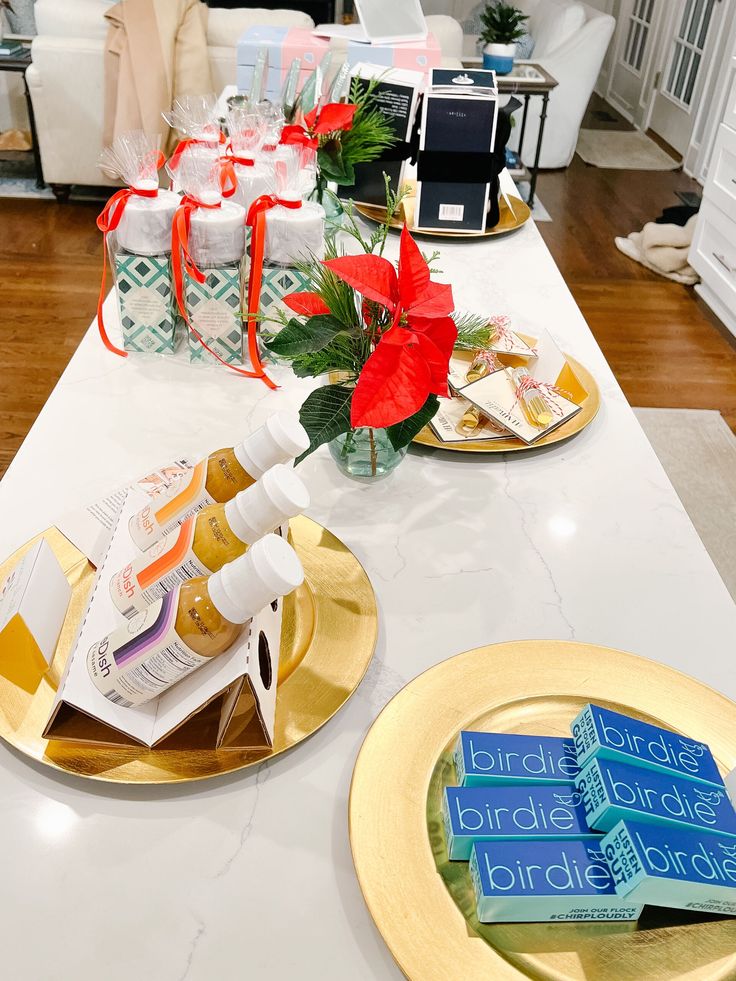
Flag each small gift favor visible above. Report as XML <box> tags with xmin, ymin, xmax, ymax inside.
<box><xmin>167</xmin><ymin>145</ymin><xmax>247</xmax><ymax>367</ymax></box>
<box><xmin>163</xmin><ymin>94</ymin><xmax>223</xmax><ymax>170</ymax></box>
<box><xmin>97</xmin><ymin>132</ymin><xmax>180</xmax><ymax>356</ymax></box>
<box><xmin>226</xmin><ymin>105</ymin><xmax>275</xmax><ymax>214</ymax></box>
<box><xmin>246</xmin><ymin>144</ymin><xmax>325</xmax><ymax>337</ymax></box>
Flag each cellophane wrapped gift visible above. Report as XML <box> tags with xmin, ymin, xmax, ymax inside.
<box><xmin>167</xmin><ymin>145</ymin><xmax>247</xmax><ymax>366</ymax></box>
<box><xmin>260</xmin><ymin>144</ymin><xmax>325</xmax><ymax>325</ymax></box>
<box><xmin>99</xmin><ymin>133</ymin><xmax>180</xmax><ymax>354</ymax></box>
<box><xmin>226</xmin><ymin>105</ymin><xmax>275</xmax><ymax>214</ymax></box>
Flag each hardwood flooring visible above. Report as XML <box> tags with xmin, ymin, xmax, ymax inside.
<box><xmin>1</xmin><ymin>112</ymin><xmax>736</xmax><ymax>477</ymax></box>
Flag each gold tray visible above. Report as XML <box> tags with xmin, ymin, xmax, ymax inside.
<box><xmin>350</xmin><ymin>641</ymin><xmax>736</xmax><ymax>980</ymax></box>
<box><xmin>415</xmin><ymin>354</ymin><xmax>600</xmax><ymax>453</ymax></box>
<box><xmin>355</xmin><ymin>195</ymin><xmax>531</xmax><ymax>239</ymax></box>
<box><xmin>0</xmin><ymin>516</ymin><xmax>377</xmax><ymax>784</ymax></box>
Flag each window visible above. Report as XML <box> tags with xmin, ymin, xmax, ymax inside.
<box><xmin>664</xmin><ymin>0</ymin><xmax>715</xmax><ymax>108</ymax></box>
<box><xmin>623</xmin><ymin>0</ymin><xmax>655</xmax><ymax>73</ymax></box>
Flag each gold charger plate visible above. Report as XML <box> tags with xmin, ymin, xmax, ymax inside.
<box><xmin>355</xmin><ymin>195</ymin><xmax>531</xmax><ymax>239</ymax></box>
<box><xmin>0</xmin><ymin>516</ymin><xmax>377</xmax><ymax>784</ymax></box>
<box><xmin>415</xmin><ymin>353</ymin><xmax>600</xmax><ymax>453</ymax></box>
<box><xmin>349</xmin><ymin>641</ymin><xmax>736</xmax><ymax>980</ymax></box>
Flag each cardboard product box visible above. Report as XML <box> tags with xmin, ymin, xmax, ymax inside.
<box><xmin>345</xmin><ymin>63</ymin><xmax>423</xmax><ymax>206</ymax></box>
<box><xmin>455</xmin><ymin>731</ymin><xmax>580</xmax><ymax>787</ymax></box>
<box><xmin>345</xmin><ymin>33</ymin><xmax>441</xmax><ymax>75</ymax></box>
<box><xmin>470</xmin><ymin>839</ymin><xmax>643</xmax><ymax>923</ymax></box>
<box><xmin>415</xmin><ymin>68</ymin><xmax>499</xmax><ymax>233</ymax></box>
<box><xmin>602</xmin><ymin>818</ymin><xmax>736</xmax><ymax>916</ymax></box>
<box><xmin>114</xmin><ymin>253</ymin><xmax>180</xmax><ymax>355</ymax></box>
<box><xmin>236</xmin><ymin>26</ymin><xmax>330</xmax><ymax>102</ymax></box>
<box><xmin>44</xmin><ymin>487</ymin><xmax>282</xmax><ymax>751</ymax></box>
<box><xmin>186</xmin><ymin>265</ymin><xmax>245</xmax><ymax>366</ymax></box>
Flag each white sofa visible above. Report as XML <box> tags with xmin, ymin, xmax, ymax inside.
<box><xmin>24</xmin><ymin>0</ymin><xmax>462</xmax><ymax>195</ymax></box>
<box><xmin>424</xmin><ymin>0</ymin><xmax>615</xmax><ymax>169</ymax></box>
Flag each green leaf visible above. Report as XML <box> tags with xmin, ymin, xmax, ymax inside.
<box><xmin>297</xmin><ymin>384</ymin><xmax>354</xmax><ymax>462</ymax></box>
<box><xmin>386</xmin><ymin>394</ymin><xmax>439</xmax><ymax>451</ymax></box>
<box><xmin>264</xmin><ymin>315</ymin><xmax>345</xmax><ymax>357</ymax></box>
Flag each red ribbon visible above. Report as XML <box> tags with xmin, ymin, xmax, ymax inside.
<box><xmin>96</xmin><ymin>185</ymin><xmax>158</xmax><ymax>357</ymax></box>
<box><xmin>171</xmin><ymin>195</ymin><xmax>276</xmax><ymax>387</ymax></box>
<box><xmin>245</xmin><ymin>195</ymin><xmax>302</xmax><ymax>388</ymax></box>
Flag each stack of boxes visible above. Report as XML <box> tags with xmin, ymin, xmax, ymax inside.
<box><xmin>445</xmin><ymin>707</ymin><xmax>736</xmax><ymax>923</ymax></box>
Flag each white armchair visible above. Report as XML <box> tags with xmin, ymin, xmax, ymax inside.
<box><xmin>512</xmin><ymin>1</ymin><xmax>615</xmax><ymax>169</ymax></box>
<box><xmin>24</xmin><ymin>1</ymin><xmax>463</xmax><ymax>195</ymax></box>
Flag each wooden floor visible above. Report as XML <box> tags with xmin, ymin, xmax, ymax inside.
<box><xmin>1</xmin><ymin>126</ymin><xmax>736</xmax><ymax>477</ymax></box>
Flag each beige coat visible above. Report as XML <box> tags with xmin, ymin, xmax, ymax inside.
<box><xmin>103</xmin><ymin>0</ymin><xmax>213</xmax><ymax>154</ymax></box>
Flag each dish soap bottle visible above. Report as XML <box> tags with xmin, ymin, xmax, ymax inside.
<box><xmin>88</xmin><ymin>534</ymin><xmax>303</xmax><ymax>707</ymax></box>
<box><xmin>128</xmin><ymin>411</ymin><xmax>309</xmax><ymax>551</ymax></box>
<box><xmin>110</xmin><ymin>464</ymin><xmax>309</xmax><ymax>617</ymax></box>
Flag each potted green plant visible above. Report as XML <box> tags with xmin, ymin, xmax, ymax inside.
<box><xmin>480</xmin><ymin>2</ymin><xmax>529</xmax><ymax>76</ymax></box>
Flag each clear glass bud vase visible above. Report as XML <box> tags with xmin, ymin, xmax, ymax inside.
<box><xmin>329</xmin><ymin>427</ymin><xmax>407</xmax><ymax>482</ymax></box>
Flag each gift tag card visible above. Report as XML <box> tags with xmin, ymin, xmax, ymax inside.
<box><xmin>529</xmin><ymin>330</ymin><xmax>588</xmax><ymax>405</ymax></box>
<box><xmin>448</xmin><ymin>351</ymin><xmax>505</xmax><ymax>393</ymax></box>
<box><xmin>430</xmin><ymin>396</ymin><xmax>511</xmax><ymax>443</ymax></box>
<box><xmin>461</xmin><ymin>368</ymin><xmax>582</xmax><ymax>445</ymax></box>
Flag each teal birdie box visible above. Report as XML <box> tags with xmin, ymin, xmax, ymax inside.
<box><xmin>114</xmin><ymin>253</ymin><xmax>179</xmax><ymax>355</ymax></box>
<box><xmin>185</xmin><ymin>264</ymin><xmax>245</xmax><ymax>365</ymax></box>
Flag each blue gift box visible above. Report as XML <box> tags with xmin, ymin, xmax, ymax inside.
<box><xmin>443</xmin><ymin>784</ymin><xmax>598</xmax><ymax>861</ymax></box>
<box><xmin>470</xmin><ymin>839</ymin><xmax>642</xmax><ymax>922</ymax></box>
<box><xmin>572</xmin><ymin>703</ymin><xmax>723</xmax><ymax>788</ymax></box>
<box><xmin>602</xmin><ymin>818</ymin><xmax>736</xmax><ymax>916</ymax></box>
<box><xmin>454</xmin><ymin>731</ymin><xmax>580</xmax><ymax>787</ymax></box>
<box><xmin>577</xmin><ymin>757</ymin><xmax>736</xmax><ymax>838</ymax></box>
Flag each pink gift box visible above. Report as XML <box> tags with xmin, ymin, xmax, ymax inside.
<box><xmin>346</xmin><ymin>33</ymin><xmax>441</xmax><ymax>75</ymax></box>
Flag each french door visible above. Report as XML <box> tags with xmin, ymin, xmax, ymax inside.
<box><xmin>608</xmin><ymin>0</ymin><xmax>663</xmax><ymax>127</ymax></box>
<box><xmin>648</xmin><ymin>0</ymin><xmax>724</xmax><ymax>154</ymax></box>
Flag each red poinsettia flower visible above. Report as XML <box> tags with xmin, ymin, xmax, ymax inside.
<box><xmin>280</xmin><ymin>103</ymin><xmax>357</xmax><ymax>150</ymax></box>
<box><xmin>323</xmin><ymin>226</ymin><xmax>456</xmax><ymax>428</ymax></box>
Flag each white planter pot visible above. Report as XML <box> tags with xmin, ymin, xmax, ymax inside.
<box><xmin>482</xmin><ymin>42</ymin><xmax>517</xmax><ymax>76</ymax></box>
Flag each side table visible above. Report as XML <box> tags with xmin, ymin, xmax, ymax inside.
<box><xmin>0</xmin><ymin>47</ymin><xmax>44</xmax><ymax>189</ymax></box>
<box><xmin>463</xmin><ymin>60</ymin><xmax>558</xmax><ymax>208</ymax></box>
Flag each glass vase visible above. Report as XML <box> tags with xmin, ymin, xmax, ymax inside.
<box><xmin>329</xmin><ymin>427</ymin><xmax>407</xmax><ymax>482</ymax></box>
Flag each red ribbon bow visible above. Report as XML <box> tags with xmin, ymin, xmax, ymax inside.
<box><xmin>96</xmin><ymin>183</ymin><xmax>160</xmax><ymax>357</ymax></box>
<box><xmin>171</xmin><ymin>195</ymin><xmax>276</xmax><ymax>388</ymax></box>
<box><xmin>243</xmin><ymin>195</ymin><xmax>302</xmax><ymax>388</ymax></box>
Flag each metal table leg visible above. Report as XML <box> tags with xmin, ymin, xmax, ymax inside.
<box><xmin>527</xmin><ymin>91</ymin><xmax>549</xmax><ymax>210</ymax></box>
<box><xmin>517</xmin><ymin>93</ymin><xmax>530</xmax><ymax>160</ymax></box>
<box><xmin>22</xmin><ymin>67</ymin><xmax>44</xmax><ymax>189</ymax></box>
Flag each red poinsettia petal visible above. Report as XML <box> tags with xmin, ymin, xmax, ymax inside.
<box><xmin>323</xmin><ymin>255</ymin><xmax>399</xmax><ymax>310</ymax></box>
<box><xmin>280</xmin><ymin>125</ymin><xmax>316</xmax><ymax>148</ymax></box>
<box><xmin>351</xmin><ymin>337</ymin><xmax>431</xmax><ymax>428</ymax></box>
<box><xmin>303</xmin><ymin>106</ymin><xmax>319</xmax><ymax>131</ymax></box>
<box><xmin>314</xmin><ymin>102</ymin><xmax>357</xmax><ymax>135</ymax></box>
<box><xmin>409</xmin><ymin>315</ymin><xmax>458</xmax><ymax>360</ymax></box>
<box><xmin>282</xmin><ymin>291</ymin><xmax>331</xmax><ymax>316</ymax></box>
<box><xmin>408</xmin><ymin>279</ymin><xmax>455</xmax><ymax>318</ymax></box>
<box><xmin>414</xmin><ymin>332</ymin><xmax>451</xmax><ymax>397</ymax></box>
<box><xmin>397</xmin><ymin>225</ymin><xmax>430</xmax><ymax>310</ymax></box>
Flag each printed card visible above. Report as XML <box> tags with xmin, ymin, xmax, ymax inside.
<box><xmin>461</xmin><ymin>368</ymin><xmax>582</xmax><ymax>445</ymax></box>
<box><xmin>430</xmin><ymin>396</ymin><xmax>510</xmax><ymax>443</ymax></box>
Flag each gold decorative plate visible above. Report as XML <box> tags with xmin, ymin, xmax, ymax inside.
<box><xmin>414</xmin><ymin>354</ymin><xmax>600</xmax><ymax>453</ymax></box>
<box><xmin>0</xmin><ymin>516</ymin><xmax>377</xmax><ymax>784</ymax></box>
<box><xmin>355</xmin><ymin>195</ymin><xmax>531</xmax><ymax>239</ymax></box>
<box><xmin>350</xmin><ymin>641</ymin><xmax>736</xmax><ymax>980</ymax></box>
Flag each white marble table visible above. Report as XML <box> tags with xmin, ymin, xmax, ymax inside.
<box><xmin>1</xmin><ymin>202</ymin><xmax>735</xmax><ymax>980</ymax></box>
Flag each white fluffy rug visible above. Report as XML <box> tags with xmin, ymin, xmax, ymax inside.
<box><xmin>576</xmin><ymin>129</ymin><xmax>680</xmax><ymax>171</ymax></box>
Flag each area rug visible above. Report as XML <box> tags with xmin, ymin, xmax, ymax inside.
<box><xmin>576</xmin><ymin>129</ymin><xmax>680</xmax><ymax>171</ymax></box>
<box><xmin>635</xmin><ymin>408</ymin><xmax>736</xmax><ymax>600</ymax></box>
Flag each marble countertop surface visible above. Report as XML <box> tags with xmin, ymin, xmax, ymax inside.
<box><xmin>0</xmin><ymin>197</ymin><xmax>734</xmax><ymax>980</ymax></box>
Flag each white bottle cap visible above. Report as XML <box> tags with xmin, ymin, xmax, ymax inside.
<box><xmin>223</xmin><ymin>464</ymin><xmax>310</xmax><ymax>544</ymax></box>
<box><xmin>233</xmin><ymin>411</ymin><xmax>310</xmax><ymax>479</ymax></box>
<box><xmin>208</xmin><ymin>533</ymin><xmax>304</xmax><ymax>624</ymax></box>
